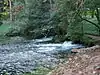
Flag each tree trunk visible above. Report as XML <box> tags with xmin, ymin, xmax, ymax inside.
<box><xmin>91</xmin><ymin>10</ymin><xmax>95</xmax><ymax>18</ymax></box>
<box><xmin>95</xmin><ymin>8</ymin><xmax>100</xmax><ymax>25</ymax></box>
<box><xmin>95</xmin><ymin>8</ymin><xmax>100</xmax><ymax>34</ymax></box>
<box><xmin>9</xmin><ymin>0</ymin><xmax>13</xmax><ymax>21</ymax></box>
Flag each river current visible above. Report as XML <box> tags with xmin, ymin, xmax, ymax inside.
<box><xmin>0</xmin><ymin>37</ymin><xmax>83</xmax><ymax>74</ymax></box>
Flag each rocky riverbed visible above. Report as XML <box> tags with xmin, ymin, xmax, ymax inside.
<box><xmin>49</xmin><ymin>45</ymin><xmax>100</xmax><ymax>75</ymax></box>
<box><xmin>0</xmin><ymin>37</ymin><xmax>83</xmax><ymax>75</ymax></box>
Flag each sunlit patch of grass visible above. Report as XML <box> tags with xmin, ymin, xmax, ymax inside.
<box><xmin>23</xmin><ymin>66</ymin><xmax>51</xmax><ymax>75</ymax></box>
<box><xmin>0</xmin><ymin>23</ymin><xmax>11</xmax><ymax>34</ymax></box>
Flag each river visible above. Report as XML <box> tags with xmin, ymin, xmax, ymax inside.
<box><xmin>0</xmin><ymin>37</ymin><xmax>83</xmax><ymax>75</ymax></box>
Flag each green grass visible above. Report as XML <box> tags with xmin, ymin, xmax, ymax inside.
<box><xmin>0</xmin><ymin>22</ymin><xmax>12</xmax><ymax>44</ymax></box>
<box><xmin>83</xmin><ymin>18</ymin><xmax>99</xmax><ymax>35</ymax></box>
<box><xmin>0</xmin><ymin>22</ymin><xmax>11</xmax><ymax>35</ymax></box>
<box><xmin>81</xmin><ymin>17</ymin><xmax>99</xmax><ymax>45</ymax></box>
<box><xmin>0</xmin><ymin>25</ymin><xmax>10</xmax><ymax>32</ymax></box>
<box><xmin>83</xmin><ymin>22</ymin><xmax>98</xmax><ymax>34</ymax></box>
<box><xmin>23</xmin><ymin>66</ymin><xmax>51</xmax><ymax>75</ymax></box>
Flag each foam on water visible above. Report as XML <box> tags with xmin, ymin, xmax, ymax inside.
<box><xmin>35</xmin><ymin>41</ymin><xmax>83</xmax><ymax>53</ymax></box>
<box><xmin>33</xmin><ymin>37</ymin><xmax>53</xmax><ymax>43</ymax></box>
<box><xmin>61</xmin><ymin>41</ymin><xmax>83</xmax><ymax>50</ymax></box>
<box><xmin>0</xmin><ymin>37</ymin><xmax>84</xmax><ymax>74</ymax></box>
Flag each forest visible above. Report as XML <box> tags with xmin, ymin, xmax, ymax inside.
<box><xmin>0</xmin><ymin>0</ymin><xmax>100</xmax><ymax>45</ymax></box>
<box><xmin>0</xmin><ymin>0</ymin><xmax>100</xmax><ymax>75</ymax></box>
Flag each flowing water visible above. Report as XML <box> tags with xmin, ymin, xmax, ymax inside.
<box><xmin>0</xmin><ymin>37</ymin><xmax>83</xmax><ymax>75</ymax></box>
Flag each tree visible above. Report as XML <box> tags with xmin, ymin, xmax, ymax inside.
<box><xmin>9</xmin><ymin>0</ymin><xmax>13</xmax><ymax>21</ymax></box>
<box><xmin>27</xmin><ymin>0</ymin><xmax>51</xmax><ymax>28</ymax></box>
<box><xmin>81</xmin><ymin>0</ymin><xmax>100</xmax><ymax>34</ymax></box>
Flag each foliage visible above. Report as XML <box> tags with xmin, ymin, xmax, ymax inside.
<box><xmin>27</xmin><ymin>0</ymin><xmax>50</xmax><ymax>27</ymax></box>
<box><xmin>0</xmin><ymin>0</ymin><xmax>10</xmax><ymax>20</ymax></box>
<box><xmin>0</xmin><ymin>0</ymin><xmax>100</xmax><ymax>74</ymax></box>
<box><xmin>22</xmin><ymin>0</ymin><xmax>53</xmax><ymax>39</ymax></box>
<box><xmin>0</xmin><ymin>0</ymin><xmax>100</xmax><ymax>44</ymax></box>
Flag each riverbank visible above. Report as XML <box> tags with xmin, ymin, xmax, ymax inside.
<box><xmin>48</xmin><ymin>45</ymin><xmax>100</xmax><ymax>75</ymax></box>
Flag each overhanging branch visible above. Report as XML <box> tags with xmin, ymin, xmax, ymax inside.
<box><xmin>80</xmin><ymin>16</ymin><xmax>100</xmax><ymax>29</ymax></box>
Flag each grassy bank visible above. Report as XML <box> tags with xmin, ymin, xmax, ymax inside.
<box><xmin>0</xmin><ymin>22</ymin><xmax>11</xmax><ymax>44</ymax></box>
<box><xmin>71</xmin><ymin>17</ymin><xmax>100</xmax><ymax>46</ymax></box>
<box><xmin>23</xmin><ymin>66</ymin><xmax>52</xmax><ymax>75</ymax></box>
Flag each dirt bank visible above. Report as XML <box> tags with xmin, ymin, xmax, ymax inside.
<box><xmin>48</xmin><ymin>45</ymin><xmax>100</xmax><ymax>75</ymax></box>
